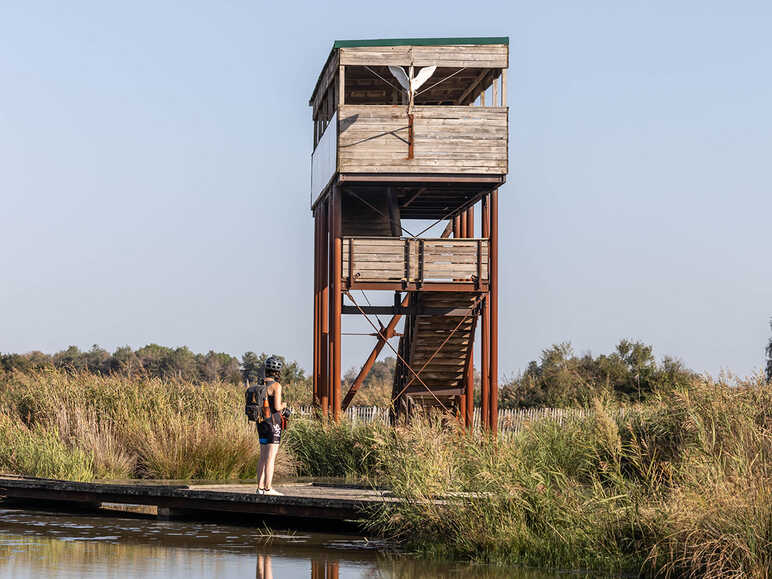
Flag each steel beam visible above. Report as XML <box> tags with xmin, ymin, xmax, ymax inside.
<box><xmin>341</xmin><ymin>305</ymin><xmax>473</xmax><ymax>316</ymax></box>
<box><xmin>465</xmin><ymin>205</ymin><xmax>475</xmax><ymax>429</ymax></box>
<box><xmin>313</xmin><ymin>208</ymin><xmax>320</xmax><ymax>406</ymax></box>
<box><xmin>346</xmin><ymin>281</ymin><xmax>487</xmax><ymax>292</ymax></box>
<box><xmin>339</xmin><ymin>173</ymin><xmax>504</xmax><ymax>184</ymax></box>
<box><xmin>331</xmin><ymin>185</ymin><xmax>343</xmax><ymax>422</ymax></box>
<box><xmin>481</xmin><ymin>195</ymin><xmax>491</xmax><ymax>431</ymax></box>
<box><xmin>341</xmin><ymin>293</ymin><xmax>409</xmax><ymax>411</ymax></box>
<box><xmin>451</xmin><ymin>214</ymin><xmax>464</xmax><ymax>424</ymax></box>
<box><xmin>490</xmin><ymin>189</ymin><xmax>499</xmax><ymax>432</ymax></box>
<box><xmin>458</xmin><ymin>212</ymin><xmax>468</xmax><ymax>425</ymax></box>
<box><xmin>320</xmin><ymin>199</ymin><xmax>329</xmax><ymax>416</ymax></box>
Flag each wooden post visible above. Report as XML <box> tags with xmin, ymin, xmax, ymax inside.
<box><xmin>481</xmin><ymin>195</ymin><xmax>490</xmax><ymax>431</ymax></box>
<box><xmin>501</xmin><ymin>69</ymin><xmax>507</xmax><ymax>107</ymax></box>
<box><xmin>490</xmin><ymin>189</ymin><xmax>499</xmax><ymax>432</ymax></box>
<box><xmin>330</xmin><ymin>185</ymin><xmax>343</xmax><ymax>422</ymax></box>
<box><xmin>338</xmin><ymin>66</ymin><xmax>345</xmax><ymax>107</ymax></box>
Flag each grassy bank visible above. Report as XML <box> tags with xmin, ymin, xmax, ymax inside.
<box><xmin>0</xmin><ymin>370</ymin><xmax>295</xmax><ymax>480</ymax></box>
<box><xmin>1</xmin><ymin>369</ymin><xmax>769</xmax><ymax>576</ymax></box>
<box><xmin>286</xmin><ymin>378</ymin><xmax>771</xmax><ymax>578</ymax></box>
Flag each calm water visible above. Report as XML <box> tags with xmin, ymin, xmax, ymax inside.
<box><xmin>0</xmin><ymin>506</ymin><xmax>559</xmax><ymax>578</ymax></box>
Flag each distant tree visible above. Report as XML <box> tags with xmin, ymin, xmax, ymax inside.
<box><xmin>135</xmin><ymin>344</ymin><xmax>173</xmax><ymax>377</ymax></box>
<box><xmin>111</xmin><ymin>346</ymin><xmax>141</xmax><ymax>376</ymax></box>
<box><xmin>499</xmin><ymin>340</ymin><xmax>695</xmax><ymax>409</ymax></box>
<box><xmin>84</xmin><ymin>344</ymin><xmax>111</xmax><ymax>374</ymax></box>
<box><xmin>342</xmin><ymin>357</ymin><xmax>395</xmax><ymax>407</ymax></box>
<box><xmin>0</xmin><ymin>351</ymin><xmax>52</xmax><ymax>375</ymax></box>
<box><xmin>25</xmin><ymin>351</ymin><xmax>52</xmax><ymax>369</ymax></box>
<box><xmin>1</xmin><ymin>353</ymin><xmax>32</xmax><ymax>374</ymax></box>
<box><xmin>614</xmin><ymin>339</ymin><xmax>657</xmax><ymax>400</ymax></box>
<box><xmin>201</xmin><ymin>350</ymin><xmax>241</xmax><ymax>382</ymax></box>
<box><xmin>166</xmin><ymin>346</ymin><xmax>198</xmax><ymax>380</ymax></box>
<box><xmin>254</xmin><ymin>352</ymin><xmax>307</xmax><ymax>385</ymax></box>
<box><xmin>0</xmin><ymin>343</ymin><xmax>305</xmax><ymax>388</ymax></box>
<box><xmin>241</xmin><ymin>352</ymin><xmax>262</xmax><ymax>385</ymax></box>
<box><xmin>53</xmin><ymin>346</ymin><xmax>87</xmax><ymax>371</ymax></box>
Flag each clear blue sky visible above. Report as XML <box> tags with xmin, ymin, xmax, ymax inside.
<box><xmin>1</xmin><ymin>1</ymin><xmax>770</xmax><ymax>378</ymax></box>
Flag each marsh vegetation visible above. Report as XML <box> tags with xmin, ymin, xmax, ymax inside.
<box><xmin>0</xmin><ymin>369</ymin><xmax>769</xmax><ymax>577</ymax></box>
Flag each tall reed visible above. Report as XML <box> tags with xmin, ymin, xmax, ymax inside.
<box><xmin>1</xmin><ymin>369</ymin><xmax>768</xmax><ymax>576</ymax></box>
<box><xmin>0</xmin><ymin>369</ymin><xmax>295</xmax><ymax>480</ymax></box>
<box><xmin>283</xmin><ymin>378</ymin><xmax>771</xmax><ymax>577</ymax></box>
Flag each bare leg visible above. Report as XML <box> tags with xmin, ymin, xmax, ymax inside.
<box><xmin>265</xmin><ymin>443</ymin><xmax>280</xmax><ymax>490</ymax></box>
<box><xmin>257</xmin><ymin>444</ymin><xmax>268</xmax><ymax>490</ymax></box>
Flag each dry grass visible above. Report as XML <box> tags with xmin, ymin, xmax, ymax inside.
<box><xmin>1</xmin><ymin>368</ymin><xmax>769</xmax><ymax>577</ymax></box>
<box><xmin>0</xmin><ymin>369</ymin><xmax>295</xmax><ymax>481</ymax></box>
<box><xmin>287</xmin><ymin>377</ymin><xmax>771</xmax><ymax>577</ymax></box>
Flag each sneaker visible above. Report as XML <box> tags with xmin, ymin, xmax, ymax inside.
<box><xmin>256</xmin><ymin>488</ymin><xmax>265</xmax><ymax>495</ymax></box>
<box><xmin>264</xmin><ymin>489</ymin><xmax>283</xmax><ymax>496</ymax></box>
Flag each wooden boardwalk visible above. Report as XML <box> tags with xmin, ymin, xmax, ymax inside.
<box><xmin>0</xmin><ymin>476</ymin><xmax>392</xmax><ymax>523</ymax></box>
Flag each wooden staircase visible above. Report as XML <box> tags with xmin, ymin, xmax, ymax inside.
<box><xmin>392</xmin><ymin>292</ymin><xmax>480</xmax><ymax>417</ymax></box>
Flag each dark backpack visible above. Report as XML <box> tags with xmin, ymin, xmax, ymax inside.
<box><xmin>245</xmin><ymin>382</ymin><xmax>267</xmax><ymax>422</ymax></box>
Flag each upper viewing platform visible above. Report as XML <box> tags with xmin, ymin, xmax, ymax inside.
<box><xmin>310</xmin><ymin>37</ymin><xmax>509</xmax><ymax>207</ymax></box>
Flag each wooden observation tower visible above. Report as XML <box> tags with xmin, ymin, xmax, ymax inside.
<box><xmin>310</xmin><ymin>37</ymin><xmax>508</xmax><ymax>429</ymax></box>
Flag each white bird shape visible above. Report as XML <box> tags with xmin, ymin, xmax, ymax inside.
<box><xmin>388</xmin><ymin>65</ymin><xmax>437</xmax><ymax>100</ymax></box>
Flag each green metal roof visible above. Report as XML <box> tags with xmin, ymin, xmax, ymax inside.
<box><xmin>333</xmin><ymin>37</ymin><xmax>508</xmax><ymax>49</ymax></box>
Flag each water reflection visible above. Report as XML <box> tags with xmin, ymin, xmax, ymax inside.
<box><xmin>0</xmin><ymin>506</ymin><xmax>558</xmax><ymax>578</ymax></box>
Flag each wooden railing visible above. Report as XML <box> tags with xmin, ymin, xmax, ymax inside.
<box><xmin>342</xmin><ymin>237</ymin><xmax>488</xmax><ymax>284</ymax></box>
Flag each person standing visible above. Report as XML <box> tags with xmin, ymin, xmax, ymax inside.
<box><xmin>256</xmin><ymin>355</ymin><xmax>290</xmax><ymax>495</ymax></box>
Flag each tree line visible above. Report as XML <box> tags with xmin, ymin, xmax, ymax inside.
<box><xmin>0</xmin><ymin>344</ymin><xmax>308</xmax><ymax>387</ymax></box>
<box><xmin>340</xmin><ymin>340</ymin><xmax>700</xmax><ymax>409</ymax></box>
<box><xmin>498</xmin><ymin>340</ymin><xmax>696</xmax><ymax>408</ymax></box>
<box><xmin>4</xmin><ymin>335</ymin><xmax>764</xmax><ymax>407</ymax></box>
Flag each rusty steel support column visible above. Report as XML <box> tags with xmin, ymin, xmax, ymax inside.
<box><xmin>465</xmin><ymin>205</ymin><xmax>475</xmax><ymax>429</ymax></box>
<box><xmin>328</xmin><ymin>561</ymin><xmax>340</xmax><ymax>579</ymax></box>
<box><xmin>342</xmin><ymin>293</ymin><xmax>409</xmax><ymax>411</ymax></box>
<box><xmin>330</xmin><ymin>185</ymin><xmax>343</xmax><ymax>422</ymax></box>
<box><xmin>313</xmin><ymin>208</ymin><xmax>320</xmax><ymax>406</ymax></box>
<box><xmin>460</xmin><ymin>210</ymin><xmax>467</xmax><ymax>426</ymax></box>
<box><xmin>320</xmin><ymin>199</ymin><xmax>329</xmax><ymax>417</ymax></box>
<box><xmin>481</xmin><ymin>195</ymin><xmax>491</xmax><ymax>431</ymax></box>
<box><xmin>451</xmin><ymin>214</ymin><xmax>464</xmax><ymax>423</ymax></box>
<box><xmin>489</xmin><ymin>189</ymin><xmax>499</xmax><ymax>432</ymax></box>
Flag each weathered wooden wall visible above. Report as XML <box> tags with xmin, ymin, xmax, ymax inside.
<box><xmin>338</xmin><ymin>105</ymin><xmax>508</xmax><ymax>175</ymax></box>
<box><xmin>339</xmin><ymin>44</ymin><xmax>508</xmax><ymax>69</ymax></box>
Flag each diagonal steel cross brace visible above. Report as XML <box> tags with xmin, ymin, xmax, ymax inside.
<box><xmin>343</xmin><ymin>290</ymin><xmax>451</xmax><ymax>412</ymax></box>
<box><xmin>340</xmin><ymin>221</ymin><xmax>455</xmax><ymax>411</ymax></box>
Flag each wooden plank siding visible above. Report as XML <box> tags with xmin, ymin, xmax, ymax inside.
<box><xmin>338</xmin><ymin>105</ymin><xmax>508</xmax><ymax>175</ymax></box>
<box><xmin>342</xmin><ymin>237</ymin><xmax>488</xmax><ymax>283</ymax></box>
<box><xmin>338</xmin><ymin>45</ymin><xmax>508</xmax><ymax>69</ymax></box>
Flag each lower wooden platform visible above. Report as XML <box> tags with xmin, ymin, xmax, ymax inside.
<box><xmin>0</xmin><ymin>476</ymin><xmax>393</xmax><ymax>523</ymax></box>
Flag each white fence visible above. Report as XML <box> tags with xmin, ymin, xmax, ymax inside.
<box><xmin>297</xmin><ymin>405</ymin><xmax>598</xmax><ymax>434</ymax></box>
